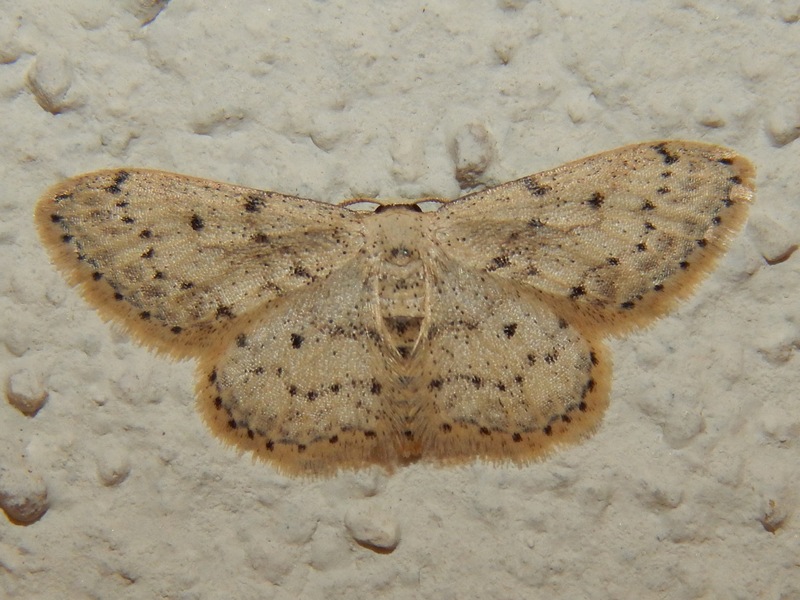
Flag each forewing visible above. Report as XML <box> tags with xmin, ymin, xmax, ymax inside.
<box><xmin>35</xmin><ymin>169</ymin><xmax>365</xmax><ymax>357</ymax></box>
<box><xmin>197</xmin><ymin>260</ymin><xmax>405</xmax><ymax>475</ymax></box>
<box><xmin>433</xmin><ymin>141</ymin><xmax>755</xmax><ymax>333</ymax></box>
<box><xmin>413</xmin><ymin>262</ymin><xmax>610</xmax><ymax>465</ymax></box>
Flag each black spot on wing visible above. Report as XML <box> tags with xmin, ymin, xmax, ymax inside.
<box><xmin>105</xmin><ymin>171</ymin><xmax>130</xmax><ymax>195</ymax></box>
<box><xmin>586</xmin><ymin>192</ymin><xmax>604</xmax><ymax>208</ymax></box>
<box><xmin>244</xmin><ymin>195</ymin><xmax>264</xmax><ymax>213</ymax></box>
<box><xmin>487</xmin><ymin>255</ymin><xmax>510</xmax><ymax>271</ymax></box>
<box><xmin>290</xmin><ymin>333</ymin><xmax>304</xmax><ymax>348</ymax></box>
<box><xmin>522</xmin><ymin>177</ymin><xmax>551</xmax><ymax>196</ymax></box>
<box><xmin>652</xmin><ymin>143</ymin><xmax>678</xmax><ymax>165</ymax></box>
<box><xmin>570</xmin><ymin>285</ymin><xmax>586</xmax><ymax>298</ymax></box>
<box><xmin>215</xmin><ymin>305</ymin><xmax>235</xmax><ymax>319</ymax></box>
<box><xmin>293</xmin><ymin>266</ymin><xmax>312</xmax><ymax>279</ymax></box>
<box><xmin>428</xmin><ymin>378</ymin><xmax>443</xmax><ymax>390</ymax></box>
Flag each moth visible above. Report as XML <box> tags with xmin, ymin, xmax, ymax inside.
<box><xmin>36</xmin><ymin>141</ymin><xmax>754</xmax><ymax>474</ymax></box>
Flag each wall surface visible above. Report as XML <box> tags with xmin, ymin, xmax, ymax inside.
<box><xmin>1</xmin><ymin>1</ymin><xmax>798</xmax><ymax>598</ymax></box>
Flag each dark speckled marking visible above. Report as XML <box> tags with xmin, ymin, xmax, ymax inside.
<box><xmin>244</xmin><ymin>195</ymin><xmax>264</xmax><ymax>213</ymax></box>
<box><xmin>586</xmin><ymin>192</ymin><xmax>604</xmax><ymax>208</ymax></box>
<box><xmin>570</xmin><ymin>285</ymin><xmax>586</xmax><ymax>298</ymax></box>
<box><xmin>216</xmin><ymin>305</ymin><xmax>234</xmax><ymax>319</ymax></box>
<box><xmin>652</xmin><ymin>143</ymin><xmax>678</xmax><ymax>164</ymax></box>
<box><xmin>522</xmin><ymin>177</ymin><xmax>551</xmax><ymax>196</ymax></box>
<box><xmin>105</xmin><ymin>171</ymin><xmax>129</xmax><ymax>195</ymax></box>
<box><xmin>528</xmin><ymin>218</ymin><xmax>544</xmax><ymax>228</ymax></box>
<box><xmin>488</xmin><ymin>256</ymin><xmax>510</xmax><ymax>271</ymax></box>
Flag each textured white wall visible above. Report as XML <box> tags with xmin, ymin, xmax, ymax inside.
<box><xmin>1</xmin><ymin>1</ymin><xmax>798</xmax><ymax>598</ymax></box>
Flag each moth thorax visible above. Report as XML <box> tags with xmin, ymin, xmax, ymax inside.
<box><xmin>376</xmin><ymin>252</ymin><xmax>429</xmax><ymax>361</ymax></box>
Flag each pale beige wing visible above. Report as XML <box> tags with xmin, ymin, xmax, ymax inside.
<box><xmin>413</xmin><ymin>261</ymin><xmax>610</xmax><ymax>465</ymax></box>
<box><xmin>433</xmin><ymin>141</ymin><xmax>755</xmax><ymax>333</ymax></box>
<box><xmin>197</xmin><ymin>260</ymin><xmax>406</xmax><ymax>475</ymax></box>
<box><xmin>35</xmin><ymin>169</ymin><xmax>366</xmax><ymax>357</ymax></box>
